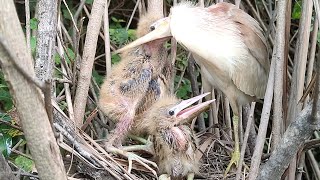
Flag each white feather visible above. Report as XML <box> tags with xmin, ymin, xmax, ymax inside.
<box><xmin>169</xmin><ymin>3</ymin><xmax>248</xmax><ymax>74</ymax></box>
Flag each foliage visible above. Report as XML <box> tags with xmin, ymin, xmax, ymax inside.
<box><xmin>14</xmin><ymin>155</ymin><xmax>34</xmax><ymax>172</ymax></box>
<box><xmin>0</xmin><ymin>112</ymin><xmax>24</xmax><ymax>160</ymax></box>
<box><xmin>0</xmin><ymin>72</ymin><xmax>13</xmax><ymax>111</ymax></box>
<box><xmin>29</xmin><ymin>18</ymin><xmax>38</xmax><ymax>56</ymax></box>
<box><xmin>175</xmin><ymin>75</ymin><xmax>192</xmax><ymax>99</ymax></box>
<box><xmin>109</xmin><ymin>17</ymin><xmax>136</xmax><ymax>46</ymax></box>
<box><xmin>291</xmin><ymin>0</ymin><xmax>302</xmax><ymax>20</ymax></box>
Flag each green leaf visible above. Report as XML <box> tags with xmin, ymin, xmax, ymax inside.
<box><xmin>62</xmin><ymin>8</ymin><xmax>72</xmax><ymax>20</ymax></box>
<box><xmin>85</xmin><ymin>0</ymin><xmax>93</xmax><ymax>4</ymax></box>
<box><xmin>292</xmin><ymin>1</ymin><xmax>302</xmax><ymax>20</ymax></box>
<box><xmin>176</xmin><ymin>87</ymin><xmax>188</xmax><ymax>99</ymax></box>
<box><xmin>0</xmin><ymin>133</ymin><xmax>12</xmax><ymax>157</ymax></box>
<box><xmin>0</xmin><ymin>113</ymin><xmax>11</xmax><ymax>122</ymax></box>
<box><xmin>14</xmin><ymin>155</ymin><xmax>34</xmax><ymax>172</ymax></box>
<box><xmin>111</xmin><ymin>17</ymin><xmax>125</xmax><ymax>23</ymax></box>
<box><xmin>54</xmin><ymin>53</ymin><xmax>61</xmax><ymax>65</ymax></box>
<box><xmin>175</xmin><ymin>76</ymin><xmax>192</xmax><ymax>99</ymax></box>
<box><xmin>203</xmin><ymin>112</ymin><xmax>208</xmax><ymax>119</ymax></box>
<box><xmin>58</xmin><ymin>101</ymin><xmax>68</xmax><ymax>111</ymax></box>
<box><xmin>66</xmin><ymin>48</ymin><xmax>75</xmax><ymax>63</ymax></box>
<box><xmin>92</xmin><ymin>70</ymin><xmax>104</xmax><ymax>86</ymax></box>
<box><xmin>109</xmin><ymin>28</ymin><xmax>129</xmax><ymax>45</ymax></box>
<box><xmin>29</xmin><ymin>18</ymin><xmax>38</xmax><ymax>30</ymax></box>
<box><xmin>127</xmin><ymin>29</ymin><xmax>137</xmax><ymax>41</ymax></box>
<box><xmin>30</xmin><ymin>36</ymin><xmax>37</xmax><ymax>55</ymax></box>
<box><xmin>0</xmin><ymin>88</ymin><xmax>13</xmax><ymax>111</ymax></box>
<box><xmin>111</xmin><ymin>54</ymin><xmax>121</xmax><ymax>64</ymax></box>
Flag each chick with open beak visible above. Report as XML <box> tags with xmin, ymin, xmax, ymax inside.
<box><xmin>114</xmin><ymin>2</ymin><xmax>269</xmax><ymax>176</ymax></box>
<box><xmin>141</xmin><ymin>93</ymin><xmax>214</xmax><ymax>180</ymax></box>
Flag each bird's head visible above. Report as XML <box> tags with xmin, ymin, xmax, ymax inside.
<box><xmin>145</xmin><ymin>92</ymin><xmax>214</xmax><ymax>133</ymax></box>
<box><xmin>115</xmin><ymin>16</ymin><xmax>172</xmax><ymax>54</ymax></box>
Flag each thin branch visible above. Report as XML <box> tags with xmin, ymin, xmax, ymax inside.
<box><xmin>187</xmin><ymin>56</ymin><xmax>205</xmax><ymax>131</ymax></box>
<box><xmin>0</xmin><ymin>154</ymin><xmax>16</xmax><ymax>180</ymax></box>
<box><xmin>236</xmin><ymin>102</ymin><xmax>255</xmax><ymax>180</ymax></box>
<box><xmin>0</xmin><ymin>119</ymin><xmax>23</xmax><ymax>131</ymax></box>
<box><xmin>62</xmin><ymin>0</ymin><xmax>79</xmax><ymax>32</ymax></box>
<box><xmin>272</xmin><ymin>0</ymin><xmax>287</xmax><ymax>151</ymax></box>
<box><xmin>74</xmin><ymin>0</ymin><xmax>106</xmax><ymax>127</ymax></box>
<box><xmin>126</xmin><ymin>0</ymin><xmax>140</xmax><ymax>31</ymax></box>
<box><xmin>311</xmin><ymin>46</ymin><xmax>320</xmax><ymax>126</ymax></box>
<box><xmin>306</xmin><ymin>150</ymin><xmax>320</xmax><ymax>180</ymax></box>
<box><xmin>286</xmin><ymin>1</ymin><xmax>313</xmax><ymax>177</ymax></box>
<box><xmin>313</xmin><ymin>0</ymin><xmax>320</xmax><ymax>26</ymax></box>
<box><xmin>248</xmin><ymin>60</ymin><xmax>275</xmax><ymax>180</ymax></box>
<box><xmin>74</xmin><ymin>0</ymin><xmax>86</xmax><ymax>21</ymax></box>
<box><xmin>25</xmin><ymin>0</ymin><xmax>31</xmax><ymax>56</ymax></box>
<box><xmin>104</xmin><ymin>2</ymin><xmax>112</xmax><ymax>76</ymax></box>
<box><xmin>304</xmin><ymin>17</ymin><xmax>319</xmax><ymax>105</ymax></box>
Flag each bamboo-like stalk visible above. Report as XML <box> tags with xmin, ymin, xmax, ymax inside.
<box><xmin>286</xmin><ymin>0</ymin><xmax>313</xmax><ymax>178</ymax></box>
<box><xmin>248</xmin><ymin>60</ymin><xmax>275</xmax><ymax>180</ymax></box>
<box><xmin>236</xmin><ymin>102</ymin><xmax>255</xmax><ymax>180</ymax></box>
<box><xmin>25</xmin><ymin>0</ymin><xmax>31</xmax><ymax>57</ymax></box>
<box><xmin>73</xmin><ymin>0</ymin><xmax>106</xmax><ymax>127</ymax></box>
<box><xmin>272</xmin><ymin>0</ymin><xmax>287</xmax><ymax>151</ymax></box>
<box><xmin>104</xmin><ymin>1</ymin><xmax>112</xmax><ymax>77</ymax></box>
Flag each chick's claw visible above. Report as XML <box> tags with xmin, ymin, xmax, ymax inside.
<box><xmin>126</xmin><ymin>151</ymin><xmax>158</xmax><ymax>175</ymax></box>
<box><xmin>158</xmin><ymin>174</ymin><xmax>171</xmax><ymax>180</ymax></box>
<box><xmin>105</xmin><ymin>145</ymin><xmax>158</xmax><ymax>176</ymax></box>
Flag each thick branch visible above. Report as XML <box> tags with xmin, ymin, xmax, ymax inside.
<box><xmin>0</xmin><ymin>154</ymin><xmax>17</xmax><ymax>180</ymax></box>
<box><xmin>257</xmin><ymin>103</ymin><xmax>318</xmax><ymax>179</ymax></box>
<box><xmin>258</xmin><ymin>50</ymin><xmax>320</xmax><ymax>179</ymax></box>
<box><xmin>34</xmin><ymin>0</ymin><xmax>57</xmax><ymax>81</ymax></box>
<box><xmin>0</xmin><ymin>1</ymin><xmax>67</xmax><ymax>179</ymax></box>
<box><xmin>74</xmin><ymin>0</ymin><xmax>106</xmax><ymax>126</ymax></box>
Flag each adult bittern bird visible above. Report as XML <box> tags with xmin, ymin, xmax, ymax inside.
<box><xmin>99</xmin><ymin>0</ymin><xmax>170</xmax><ymax>173</ymax></box>
<box><xmin>115</xmin><ymin>2</ymin><xmax>269</xmax><ymax>174</ymax></box>
<box><xmin>142</xmin><ymin>93</ymin><xmax>214</xmax><ymax>180</ymax></box>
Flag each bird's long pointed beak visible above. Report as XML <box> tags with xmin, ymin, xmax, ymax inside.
<box><xmin>169</xmin><ymin>92</ymin><xmax>215</xmax><ymax>125</ymax></box>
<box><xmin>114</xmin><ymin>17</ymin><xmax>172</xmax><ymax>54</ymax></box>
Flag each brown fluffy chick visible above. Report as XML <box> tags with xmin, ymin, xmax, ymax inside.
<box><xmin>142</xmin><ymin>93</ymin><xmax>214</xmax><ymax>179</ymax></box>
<box><xmin>99</xmin><ymin>0</ymin><xmax>170</xmax><ymax>147</ymax></box>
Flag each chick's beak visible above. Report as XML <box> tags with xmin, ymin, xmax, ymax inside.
<box><xmin>114</xmin><ymin>17</ymin><xmax>172</xmax><ymax>54</ymax></box>
<box><xmin>169</xmin><ymin>92</ymin><xmax>215</xmax><ymax>125</ymax></box>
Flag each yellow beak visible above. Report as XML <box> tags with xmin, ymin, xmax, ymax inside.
<box><xmin>114</xmin><ymin>17</ymin><xmax>172</xmax><ymax>54</ymax></box>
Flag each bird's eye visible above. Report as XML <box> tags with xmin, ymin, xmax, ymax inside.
<box><xmin>168</xmin><ymin>110</ymin><xmax>174</xmax><ymax>116</ymax></box>
<box><xmin>150</xmin><ymin>25</ymin><xmax>155</xmax><ymax>31</ymax></box>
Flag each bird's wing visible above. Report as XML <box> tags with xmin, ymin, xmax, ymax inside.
<box><xmin>230</xmin><ymin>5</ymin><xmax>269</xmax><ymax>98</ymax></box>
<box><xmin>208</xmin><ymin>3</ymin><xmax>269</xmax><ymax>98</ymax></box>
<box><xmin>229</xmin><ymin>5</ymin><xmax>269</xmax><ymax>73</ymax></box>
<box><xmin>208</xmin><ymin>2</ymin><xmax>269</xmax><ymax>73</ymax></box>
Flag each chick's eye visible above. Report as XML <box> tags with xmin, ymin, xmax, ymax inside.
<box><xmin>150</xmin><ymin>25</ymin><xmax>155</xmax><ymax>31</ymax></box>
<box><xmin>168</xmin><ymin>110</ymin><xmax>174</xmax><ymax>116</ymax></box>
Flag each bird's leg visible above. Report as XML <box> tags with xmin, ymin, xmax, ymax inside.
<box><xmin>224</xmin><ymin>115</ymin><xmax>240</xmax><ymax>176</ymax></box>
<box><xmin>187</xmin><ymin>173</ymin><xmax>195</xmax><ymax>180</ymax></box>
<box><xmin>104</xmin><ymin>112</ymin><xmax>157</xmax><ymax>175</ymax></box>
<box><xmin>158</xmin><ymin>174</ymin><xmax>171</xmax><ymax>180</ymax></box>
<box><xmin>128</xmin><ymin>134</ymin><xmax>150</xmax><ymax>144</ymax></box>
<box><xmin>121</xmin><ymin>135</ymin><xmax>154</xmax><ymax>154</ymax></box>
